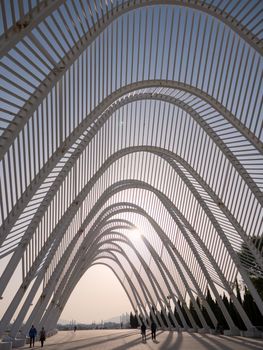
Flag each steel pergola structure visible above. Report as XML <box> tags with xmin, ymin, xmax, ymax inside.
<box><xmin>0</xmin><ymin>0</ymin><xmax>262</xmax><ymax>344</ymax></box>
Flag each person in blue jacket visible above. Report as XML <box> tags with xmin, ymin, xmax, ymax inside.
<box><xmin>29</xmin><ymin>325</ymin><xmax>37</xmax><ymax>348</ymax></box>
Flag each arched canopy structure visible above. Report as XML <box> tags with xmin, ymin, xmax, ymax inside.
<box><xmin>0</xmin><ymin>0</ymin><xmax>262</xmax><ymax>340</ymax></box>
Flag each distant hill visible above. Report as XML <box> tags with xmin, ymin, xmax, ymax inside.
<box><xmin>104</xmin><ymin>315</ymin><xmax>120</xmax><ymax>323</ymax></box>
<box><xmin>105</xmin><ymin>313</ymin><xmax>129</xmax><ymax>324</ymax></box>
<box><xmin>58</xmin><ymin>319</ymin><xmax>68</xmax><ymax>324</ymax></box>
<box><xmin>58</xmin><ymin>312</ymin><xmax>130</xmax><ymax>326</ymax></box>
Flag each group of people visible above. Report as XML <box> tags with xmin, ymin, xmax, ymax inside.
<box><xmin>29</xmin><ymin>325</ymin><xmax>46</xmax><ymax>348</ymax></box>
<box><xmin>141</xmin><ymin>321</ymin><xmax>157</xmax><ymax>342</ymax></box>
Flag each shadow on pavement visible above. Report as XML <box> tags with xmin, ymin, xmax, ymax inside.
<box><xmin>189</xmin><ymin>332</ymin><xmax>229</xmax><ymax>350</ymax></box>
<box><xmin>189</xmin><ymin>332</ymin><xmax>263</xmax><ymax>350</ymax></box>
<box><xmin>21</xmin><ymin>330</ymin><xmax>263</xmax><ymax>350</ymax></box>
<box><xmin>159</xmin><ymin>330</ymin><xmax>182</xmax><ymax>350</ymax></box>
<box><xmin>211</xmin><ymin>335</ymin><xmax>263</xmax><ymax>350</ymax></box>
<box><xmin>22</xmin><ymin>331</ymin><xmax>139</xmax><ymax>350</ymax></box>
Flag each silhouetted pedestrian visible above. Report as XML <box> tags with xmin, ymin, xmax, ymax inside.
<box><xmin>29</xmin><ymin>325</ymin><xmax>37</xmax><ymax>348</ymax></box>
<box><xmin>141</xmin><ymin>323</ymin><xmax>146</xmax><ymax>342</ymax></box>
<box><xmin>39</xmin><ymin>327</ymin><xmax>46</xmax><ymax>347</ymax></box>
<box><xmin>216</xmin><ymin>323</ymin><xmax>224</xmax><ymax>334</ymax></box>
<box><xmin>151</xmin><ymin>321</ymin><xmax>157</xmax><ymax>340</ymax></box>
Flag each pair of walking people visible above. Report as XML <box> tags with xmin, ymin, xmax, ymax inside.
<box><xmin>29</xmin><ymin>325</ymin><xmax>46</xmax><ymax>347</ymax></box>
<box><xmin>141</xmin><ymin>321</ymin><xmax>157</xmax><ymax>341</ymax></box>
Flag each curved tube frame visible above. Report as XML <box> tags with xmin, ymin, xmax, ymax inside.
<box><xmin>0</xmin><ymin>148</ymin><xmax>262</xmax><ymax>334</ymax></box>
<box><xmin>1</xmin><ymin>0</ymin><xmax>262</xmax><ymax>338</ymax></box>
<box><xmin>1</xmin><ymin>0</ymin><xmax>262</xmax><ymax>158</ymax></box>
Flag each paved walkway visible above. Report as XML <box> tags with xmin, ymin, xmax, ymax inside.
<box><xmin>19</xmin><ymin>329</ymin><xmax>263</xmax><ymax>350</ymax></box>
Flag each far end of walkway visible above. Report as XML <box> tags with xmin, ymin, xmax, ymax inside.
<box><xmin>10</xmin><ymin>329</ymin><xmax>263</xmax><ymax>350</ymax></box>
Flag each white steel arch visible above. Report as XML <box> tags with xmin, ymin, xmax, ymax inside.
<box><xmin>0</xmin><ymin>0</ymin><xmax>263</xmax><ymax>343</ymax></box>
<box><xmin>58</xmin><ymin>182</ymin><xmax>256</xmax><ymax>329</ymax></box>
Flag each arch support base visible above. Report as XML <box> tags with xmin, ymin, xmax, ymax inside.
<box><xmin>242</xmin><ymin>328</ymin><xmax>262</xmax><ymax>338</ymax></box>
<box><xmin>224</xmin><ymin>328</ymin><xmax>240</xmax><ymax>336</ymax></box>
<box><xmin>198</xmin><ymin>328</ymin><xmax>210</xmax><ymax>334</ymax></box>
<box><xmin>12</xmin><ymin>338</ymin><xmax>25</xmax><ymax>347</ymax></box>
<box><xmin>0</xmin><ymin>338</ymin><xmax>12</xmax><ymax>350</ymax></box>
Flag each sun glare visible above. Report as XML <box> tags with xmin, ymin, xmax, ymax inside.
<box><xmin>130</xmin><ymin>228</ymin><xmax>142</xmax><ymax>243</ymax></box>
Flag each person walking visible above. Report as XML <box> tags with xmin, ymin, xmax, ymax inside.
<box><xmin>151</xmin><ymin>321</ymin><xmax>157</xmax><ymax>340</ymax></box>
<box><xmin>141</xmin><ymin>323</ymin><xmax>146</xmax><ymax>342</ymax></box>
<box><xmin>39</xmin><ymin>327</ymin><xmax>46</xmax><ymax>347</ymax></box>
<box><xmin>29</xmin><ymin>325</ymin><xmax>37</xmax><ymax>348</ymax></box>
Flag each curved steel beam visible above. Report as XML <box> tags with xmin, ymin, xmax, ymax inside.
<box><xmin>43</xmin><ymin>261</ymin><xmax>144</xmax><ymax>332</ymax></box>
<box><xmin>54</xmin><ymin>233</ymin><xmax>183</xmax><ymax>330</ymax></box>
<box><xmin>89</xmin><ymin>217</ymin><xmax>238</xmax><ymax>331</ymax></box>
<box><xmin>43</xmin><ymin>245</ymin><xmax>150</xmax><ymax>328</ymax></box>
<box><xmin>1</xmin><ymin>94</ymin><xmax>263</xmax><ymax>288</ymax></box>
<box><xmin>33</xmin><ymin>212</ymin><xmax>188</xmax><ymax>331</ymax></box>
<box><xmin>17</xmin><ymin>193</ymin><xmax>254</xmax><ymax>334</ymax></box>
<box><xmin>0</xmin><ymin>0</ymin><xmax>66</xmax><ymax>56</ymax></box>
<box><xmin>90</xmin><ymin>180</ymin><xmax>263</xmax><ymax>315</ymax></box>
<box><xmin>23</xmin><ymin>249</ymin><xmax>151</xmax><ymax>335</ymax></box>
<box><xmin>1</xmin><ymin>157</ymin><xmax>262</xmax><ymax>334</ymax></box>
<box><xmin>45</xmin><ymin>169</ymin><xmax>263</xmax><ymax>321</ymax></box>
<box><xmin>47</xmin><ymin>247</ymin><xmax>161</xmax><ymax>329</ymax></box>
<box><xmin>37</xmin><ymin>204</ymin><xmax>235</xmax><ymax>328</ymax></box>
<box><xmin>61</xmin><ymin>236</ymin><xmax>165</xmax><ymax>327</ymax></box>
<box><xmin>0</xmin><ymin>229</ymin><xmax>83</xmax><ymax>337</ymax></box>
<box><xmin>28</xmin><ymin>212</ymin><xmax>161</xmax><ymax>330</ymax></box>
<box><xmin>1</xmin><ymin>145</ymin><xmax>261</xmax><ymax>315</ymax></box>
<box><xmin>84</xmin><ymin>218</ymin><xmax>215</xmax><ymax>329</ymax></box>
<box><xmin>1</xmin><ymin>78</ymin><xmax>261</xmax><ymax>164</ymax></box>
<box><xmin>96</xmin><ymin>242</ymin><xmax>170</xmax><ymax>328</ymax></box>
<box><xmin>88</xmin><ymin>235</ymin><xmax>177</xmax><ymax>329</ymax></box>
<box><xmin>1</xmin><ymin>1</ymin><xmax>262</xmax><ymax>160</ymax></box>
<box><xmin>1</xmin><ymin>0</ymin><xmax>261</xmax><ymax>59</ymax></box>
<box><xmin>2</xmin><ymin>91</ymin><xmax>261</xmax><ymax>263</ymax></box>
<box><xmin>35</xmin><ymin>206</ymin><xmax>221</xmax><ymax>331</ymax></box>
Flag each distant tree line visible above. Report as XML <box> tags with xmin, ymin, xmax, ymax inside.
<box><xmin>238</xmin><ymin>237</ymin><xmax>263</xmax><ymax>301</ymax></box>
<box><xmin>129</xmin><ymin>313</ymin><xmax>139</xmax><ymax>328</ymax></box>
<box><xmin>130</xmin><ymin>237</ymin><xmax>263</xmax><ymax>331</ymax></box>
<box><xmin>130</xmin><ymin>282</ymin><xmax>263</xmax><ymax>330</ymax></box>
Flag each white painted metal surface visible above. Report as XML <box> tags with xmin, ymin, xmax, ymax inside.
<box><xmin>0</xmin><ymin>0</ymin><xmax>262</xmax><ymax>341</ymax></box>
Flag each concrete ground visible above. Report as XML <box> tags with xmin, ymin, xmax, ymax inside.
<box><xmin>18</xmin><ymin>329</ymin><xmax>263</xmax><ymax>350</ymax></box>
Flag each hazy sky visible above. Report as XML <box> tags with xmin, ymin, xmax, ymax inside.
<box><xmin>59</xmin><ymin>265</ymin><xmax>132</xmax><ymax>324</ymax></box>
<box><xmin>0</xmin><ymin>1</ymin><xmax>262</xmax><ymax>334</ymax></box>
<box><xmin>0</xmin><ymin>261</ymin><xmax>132</xmax><ymax>325</ymax></box>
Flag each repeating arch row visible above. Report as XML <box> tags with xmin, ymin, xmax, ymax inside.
<box><xmin>1</xmin><ymin>0</ymin><xmax>262</xmax><ymax>56</ymax></box>
<box><xmin>1</xmin><ymin>84</ymin><xmax>262</xmax><ymax>261</ymax></box>
<box><xmin>0</xmin><ymin>0</ymin><xmax>262</xmax><ymax>341</ymax></box>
